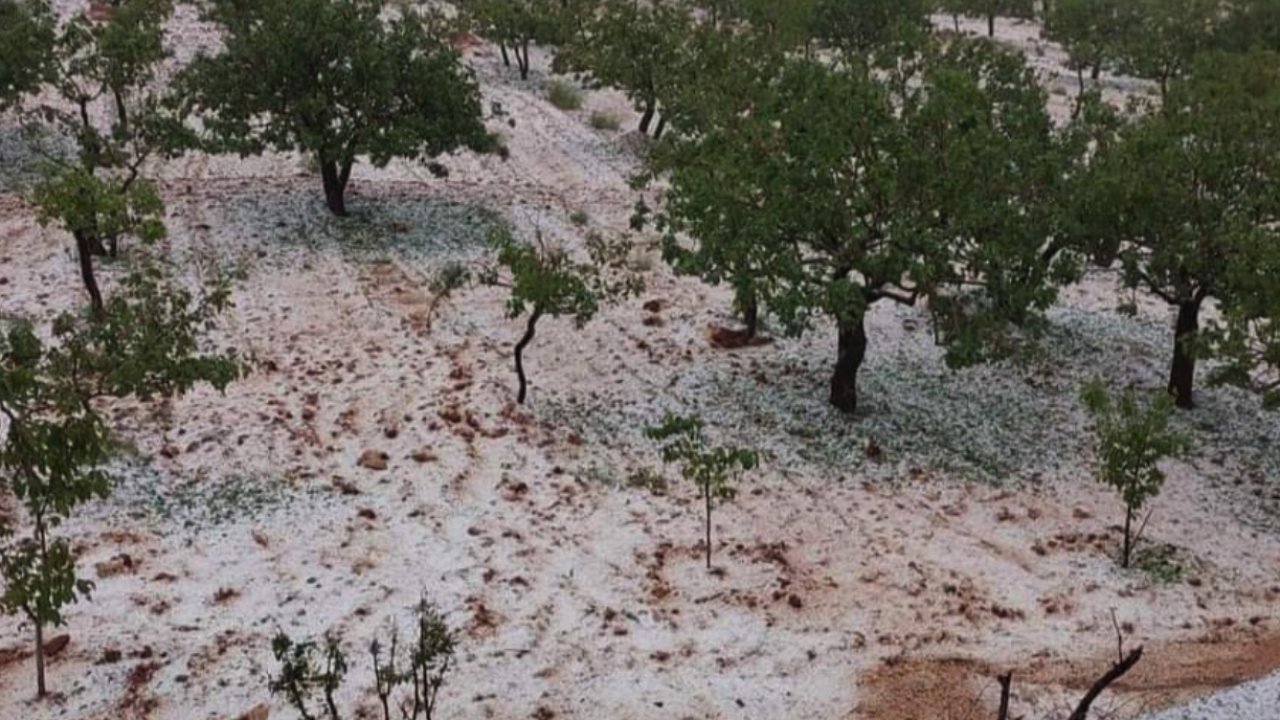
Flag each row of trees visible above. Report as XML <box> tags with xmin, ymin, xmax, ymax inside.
<box><xmin>565</xmin><ymin>0</ymin><xmax>1277</xmax><ymax>414</ymax></box>
<box><xmin>446</xmin><ymin>0</ymin><xmax>1278</xmax><ymax>414</ymax></box>
<box><xmin>6</xmin><ymin>1</ymin><xmax>1276</xmax><ymax>414</ymax></box>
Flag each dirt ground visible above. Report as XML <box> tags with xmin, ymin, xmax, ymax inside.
<box><xmin>1</xmin><ymin>8</ymin><xmax>1279</xmax><ymax>720</ymax></box>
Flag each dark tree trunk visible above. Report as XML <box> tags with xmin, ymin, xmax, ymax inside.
<box><xmin>74</xmin><ymin>230</ymin><xmax>105</xmax><ymax>319</ymax></box>
<box><xmin>829</xmin><ymin>314</ymin><xmax>868</xmax><ymax>414</ymax></box>
<box><xmin>499</xmin><ymin>42</ymin><xmax>510</xmax><ymax>67</ymax></box>
<box><xmin>742</xmin><ymin>297</ymin><xmax>759</xmax><ymax>338</ymax></box>
<box><xmin>1122</xmin><ymin>505</ymin><xmax>1134</xmax><ymax>568</ymax></box>
<box><xmin>514</xmin><ymin>308</ymin><xmax>542</xmax><ymax>404</ymax></box>
<box><xmin>517</xmin><ymin>39</ymin><xmax>530</xmax><ymax>80</ymax></box>
<box><xmin>638</xmin><ymin>99</ymin><xmax>656</xmax><ymax>135</ymax></box>
<box><xmin>653</xmin><ymin>115</ymin><xmax>667</xmax><ymax>140</ymax></box>
<box><xmin>1091</xmin><ymin>62</ymin><xmax>1102</xmax><ymax>81</ymax></box>
<box><xmin>1168</xmin><ymin>299</ymin><xmax>1201</xmax><ymax>410</ymax></box>
<box><xmin>704</xmin><ymin>483</ymin><xmax>713</xmax><ymax>569</ymax></box>
<box><xmin>320</xmin><ymin>159</ymin><xmax>351</xmax><ymax>217</ymax></box>
<box><xmin>988</xmin><ymin>14</ymin><xmax>996</xmax><ymax>36</ymax></box>
<box><xmin>34</xmin><ymin>619</ymin><xmax>45</xmax><ymax>698</ymax></box>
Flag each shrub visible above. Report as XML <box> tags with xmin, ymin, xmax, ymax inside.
<box><xmin>546</xmin><ymin>79</ymin><xmax>583</xmax><ymax>111</ymax></box>
<box><xmin>588</xmin><ymin>111</ymin><xmax>621</xmax><ymax>130</ymax></box>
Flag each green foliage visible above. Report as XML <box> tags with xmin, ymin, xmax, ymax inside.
<box><xmin>456</xmin><ymin>0</ymin><xmax>566</xmax><ymax>79</ymax></box>
<box><xmin>0</xmin><ymin>0</ymin><xmax>54</xmax><ymax>111</ymax></box>
<box><xmin>650</xmin><ymin>35</ymin><xmax>1084</xmax><ymax>413</ymax></box>
<box><xmin>1218</xmin><ymin>0</ymin><xmax>1280</xmax><ymax>53</ymax></box>
<box><xmin>0</xmin><ymin>265</ymin><xmax>239</xmax><ymax>696</ymax></box>
<box><xmin>1113</xmin><ymin>0</ymin><xmax>1221</xmax><ymax>95</ymax></box>
<box><xmin>645</xmin><ymin>413</ymin><xmax>758</xmax><ymax>568</ymax></box>
<box><xmin>1081</xmin><ymin>381</ymin><xmax>1188</xmax><ymax>567</ymax></box>
<box><xmin>32</xmin><ymin>167</ymin><xmax>166</xmax><ymax>247</ymax></box>
<box><xmin>554</xmin><ymin>0</ymin><xmax>694</xmax><ymax>135</ymax></box>
<box><xmin>809</xmin><ymin>0</ymin><xmax>930</xmax><ymax>56</ymax></box>
<box><xmin>271</xmin><ymin>598</ymin><xmax>456</xmax><ymax>720</ymax></box>
<box><xmin>20</xmin><ymin>0</ymin><xmax>189</xmax><ymax>315</ymax></box>
<box><xmin>180</xmin><ymin>0</ymin><xmax>499</xmax><ymax>216</ymax></box>
<box><xmin>1071</xmin><ymin>51</ymin><xmax>1280</xmax><ymax>408</ymax></box>
<box><xmin>546</xmin><ymin>79</ymin><xmax>584</xmax><ymax>111</ymax></box>
<box><xmin>936</xmin><ymin>0</ymin><xmax>1037</xmax><ymax>35</ymax></box>
<box><xmin>482</xmin><ymin>228</ymin><xmax>641</xmax><ymax>403</ymax></box>
<box><xmin>1043</xmin><ymin>0</ymin><xmax>1131</xmax><ymax>96</ymax></box>
<box><xmin>270</xmin><ymin>632</ymin><xmax>349</xmax><ymax>720</ymax></box>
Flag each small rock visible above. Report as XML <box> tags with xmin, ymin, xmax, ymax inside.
<box><xmin>236</xmin><ymin>704</ymin><xmax>270</xmax><ymax>720</ymax></box>
<box><xmin>411</xmin><ymin>448</ymin><xmax>437</xmax><ymax>463</ymax></box>
<box><xmin>357</xmin><ymin>450</ymin><xmax>389</xmax><ymax>471</ymax></box>
<box><xmin>43</xmin><ymin>634</ymin><xmax>70</xmax><ymax>658</ymax></box>
<box><xmin>332</xmin><ymin>477</ymin><xmax>361</xmax><ymax>495</ymax></box>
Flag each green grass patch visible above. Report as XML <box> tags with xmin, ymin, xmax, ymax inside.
<box><xmin>547</xmin><ymin>80</ymin><xmax>584</xmax><ymax>111</ymax></box>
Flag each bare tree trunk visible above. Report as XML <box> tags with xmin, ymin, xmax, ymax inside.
<box><xmin>514</xmin><ymin>308</ymin><xmax>542</xmax><ymax>404</ymax></box>
<box><xmin>320</xmin><ymin>159</ymin><xmax>351</xmax><ymax>217</ymax></box>
<box><xmin>829</xmin><ymin>314</ymin><xmax>867</xmax><ymax>414</ymax></box>
<box><xmin>704</xmin><ymin>483</ymin><xmax>713</xmax><ymax>569</ymax></box>
<box><xmin>34</xmin><ymin>620</ymin><xmax>45</xmax><ymax>698</ymax></box>
<box><xmin>1122</xmin><ymin>505</ymin><xmax>1134</xmax><ymax>567</ymax></box>
<box><xmin>517</xmin><ymin>38</ymin><xmax>530</xmax><ymax>80</ymax></box>
<box><xmin>74</xmin><ymin>230</ymin><xmax>105</xmax><ymax>319</ymax></box>
<box><xmin>638</xmin><ymin>99</ymin><xmax>656</xmax><ymax>135</ymax></box>
<box><xmin>996</xmin><ymin>672</ymin><xmax>1012</xmax><ymax>720</ymax></box>
<box><xmin>742</xmin><ymin>297</ymin><xmax>759</xmax><ymax>338</ymax></box>
<box><xmin>1168</xmin><ymin>299</ymin><xmax>1201</xmax><ymax>410</ymax></box>
<box><xmin>653</xmin><ymin>115</ymin><xmax>667</xmax><ymax>140</ymax></box>
<box><xmin>988</xmin><ymin>14</ymin><xmax>996</xmax><ymax>36</ymax></box>
<box><xmin>1066</xmin><ymin>648</ymin><xmax>1144</xmax><ymax>720</ymax></box>
<box><xmin>499</xmin><ymin>42</ymin><xmax>510</xmax><ymax>67</ymax></box>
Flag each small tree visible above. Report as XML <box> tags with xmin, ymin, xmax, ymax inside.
<box><xmin>1071</xmin><ymin>52</ymin><xmax>1280</xmax><ymax>409</ymax></box>
<box><xmin>21</xmin><ymin>0</ymin><xmax>186</xmax><ymax>317</ymax></box>
<box><xmin>1080</xmin><ymin>382</ymin><xmax>1188</xmax><ymax>568</ymax></box>
<box><xmin>482</xmin><ymin>229</ymin><xmax>641</xmax><ymax>404</ymax></box>
<box><xmin>270</xmin><ymin>632</ymin><xmax>349</xmax><ymax>720</ymax></box>
<box><xmin>937</xmin><ymin>0</ymin><xmax>1037</xmax><ymax>37</ymax></box>
<box><xmin>645</xmin><ymin>414</ymin><xmax>759</xmax><ymax>569</ymax></box>
<box><xmin>0</xmin><ymin>0</ymin><xmax>54</xmax><ymax>112</ymax></box>
<box><xmin>0</xmin><ymin>267</ymin><xmax>239</xmax><ymax>698</ymax></box>
<box><xmin>1043</xmin><ymin>0</ymin><xmax>1131</xmax><ymax>103</ymax></box>
<box><xmin>1113</xmin><ymin>0</ymin><xmax>1220</xmax><ymax>97</ymax></box>
<box><xmin>272</xmin><ymin>598</ymin><xmax>455</xmax><ymax>720</ymax></box>
<box><xmin>180</xmin><ymin>0</ymin><xmax>499</xmax><ymax>217</ymax></box>
<box><xmin>553</xmin><ymin>0</ymin><xmax>693</xmax><ymax>136</ymax></box>
<box><xmin>456</xmin><ymin>0</ymin><xmax>563</xmax><ymax>80</ymax></box>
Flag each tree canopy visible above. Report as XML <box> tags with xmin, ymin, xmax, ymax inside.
<box><xmin>651</xmin><ymin>36</ymin><xmax>1084</xmax><ymax>413</ymax></box>
<box><xmin>0</xmin><ymin>0</ymin><xmax>54</xmax><ymax>112</ymax></box>
<box><xmin>1072</xmin><ymin>51</ymin><xmax>1280</xmax><ymax>409</ymax></box>
<box><xmin>179</xmin><ymin>0</ymin><xmax>499</xmax><ymax>216</ymax></box>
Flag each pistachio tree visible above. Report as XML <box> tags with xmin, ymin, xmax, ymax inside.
<box><xmin>1043</xmin><ymin>0</ymin><xmax>1131</xmax><ymax>101</ymax></box>
<box><xmin>482</xmin><ymin>228</ymin><xmax>641</xmax><ymax>404</ymax></box>
<box><xmin>937</xmin><ymin>0</ymin><xmax>1037</xmax><ymax>37</ymax></box>
<box><xmin>645</xmin><ymin>413</ymin><xmax>759</xmax><ymax>569</ymax></box>
<box><xmin>654</xmin><ymin>37</ymin><xmax>1083</xmax><ymax>413</ymax></box>
<box><xmin>0</xmin><ymin>0</ymin><xmax>54</xmax><ymax>112</ymax></box>
<box><xmin>179</xmin><ymin>0</ymin><xmax>499</xmax><ymax>216</ymax></box>
<box><xmin>1072</xmin><ymin>52</ymin><xmax>1280</xmax><ymax>409</ymax></box>
<box><xmin>553</xmin><ymin>0</ymin><xmax>694</xmax><ymax>136</ymax></box>
<box><xmin>1081</xmin><ymin>381</ymin><xmax>1188</xmax><ymax>567</ymax></box>
<box><xmin>1114</xmin><ymin>0</ymin><xmax>1221</xmax><ymax>97</ymax></box>
<box><xmin>0</xmin><ymin>267</ymin><xmax>239</xmax><ymax>698</ymax></box>
<box><xmin>23</xmin><ymin>0</ymin><xmax>185</xmax><ymax>317</ymax></box>
<box><xmin>457</xmin><ymin>0</ymin><xmax>563</xmax><ymax>80</ymax></box>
